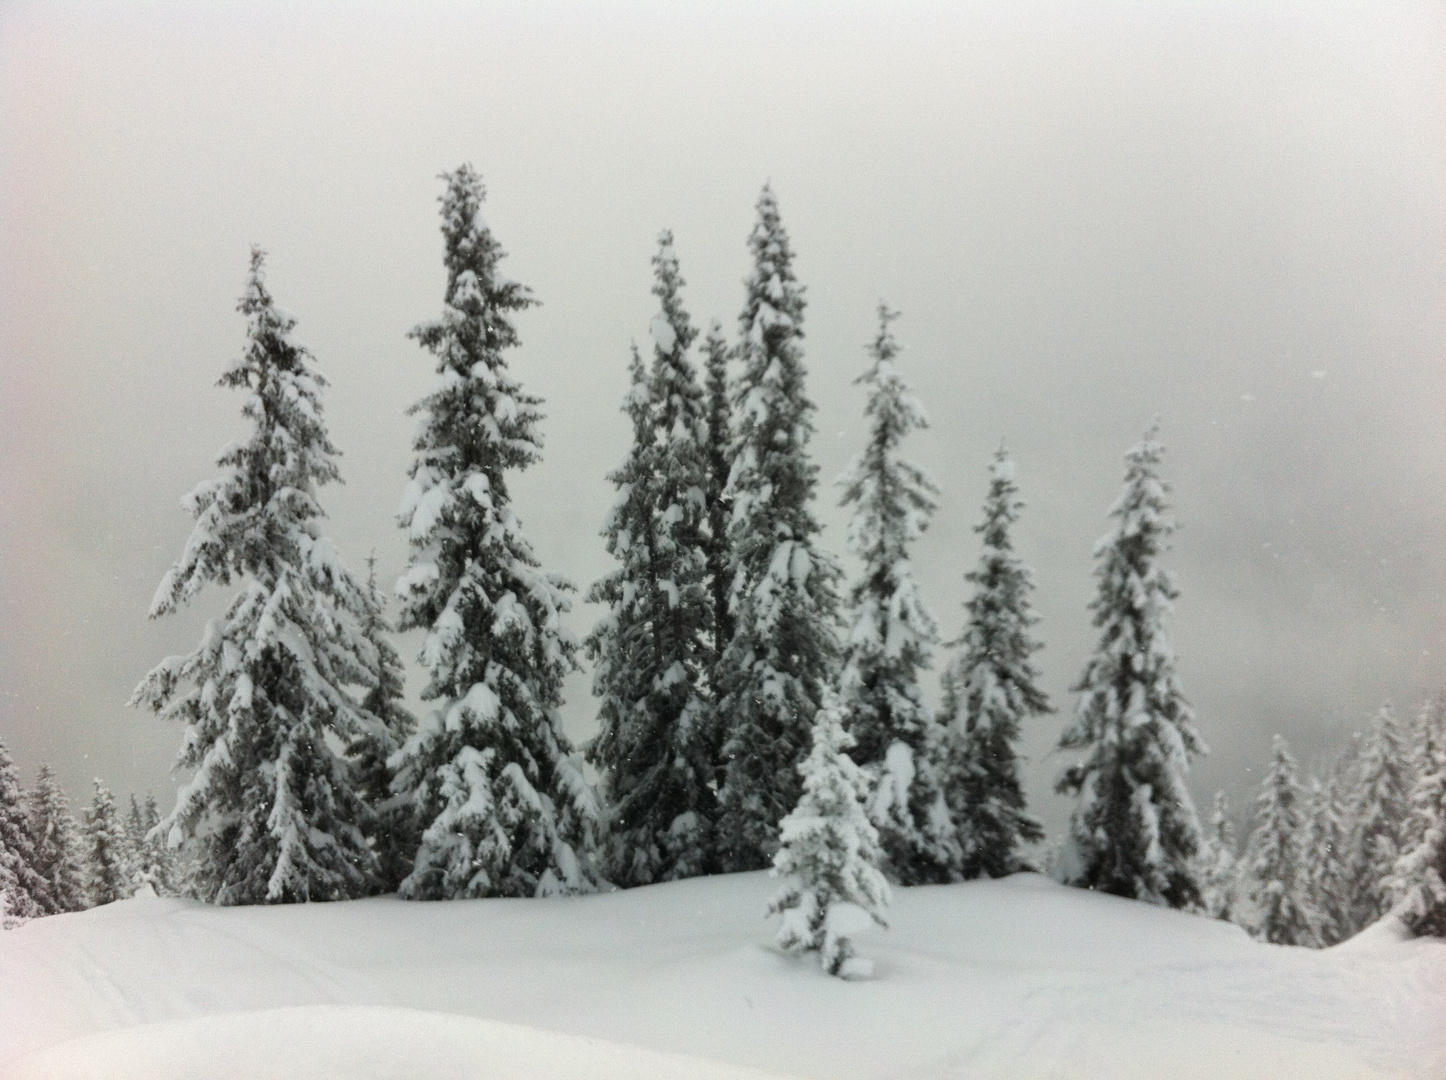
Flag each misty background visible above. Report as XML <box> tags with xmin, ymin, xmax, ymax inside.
<box><xmin>2</xmin><ymin>1</ymin><xmax>1443</xmax><ymax>843</ymax></box>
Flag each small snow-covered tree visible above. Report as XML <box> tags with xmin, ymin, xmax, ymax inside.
<box><xmin>83</xmin><ymin>780</ymin><xmax>136</xmax><ymax>906</ymax></box>
<box><xmin>587</xmin><ymin>234</ymin><xmax>717</xmax><ymax>886</ymax></box>
<box><xmin>1199</xmin><ymin>791</ymin><xmax>1238</xmax><ymax>922</ymax></box>
<box><xmin>350</xmin><ymin>556</ymin><xmax>417</xmax><ymax>891</ymax></box>
<box><xmin>715</xmin><ymin>185</ymin><xmax>843</xmax><ymax>871</ymax></box>
<box><xmin>770</xmin><ymin>693</ymin><xmax>891</xmax><ymax>979</ymax></box>
<box><xmin>1243</xmin><ymin>737</ymin><xmax>1314</xmax><ymax>945</ymax></box>
<box><xmin>131</xmin><ymin>248</ymin><xmax>382</xmax><ymax>905</ymax></box>
<box><xmin>938</xmin><ymin>446</ymin><xmax>1048</xmax><ymax>880</ymax></box>
<box><xmin>0</xmin><ymin>740</ymin><xmax>47</xmax><ymax>921</ymax></box>
<box><xmin>391</xmin><ymin>165</ymin><xmax>600</xmax><ymax>899</ymax></box>
<box><xmin>701</xmin><ymin>322</ymin><xmax>734</xmax><ymax>664</ymax></box>
<box><xmin>1056</xmin><ymin>423</ymin><xmax>1206</xmax><ymax>908</ymax></box>
<box><xmin>1345</xmin><ymin>703</ymin><xmax>1414</xmax><ymax>929</ymax></box>
<box><xmin>26</xmin><ymin>765</ymin><xmax>86</xmax><ymax>914</ymax></box>
<box><xmin>836</xmin><ymin>305</ymin><xmax>952</xmax><ymax>884</ymax></box>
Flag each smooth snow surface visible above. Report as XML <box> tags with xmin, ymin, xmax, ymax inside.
<box><xmin>2</xmin><ymin>873</ymin><xmax>1443</xmax><ymax>1080</ymax></box>
<box><xmin>5</xmin><ymin>1006</ymin><xmax>788</xmax><ymax>1080</ymax></box>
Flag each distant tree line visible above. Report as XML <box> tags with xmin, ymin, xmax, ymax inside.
<box><xmin>0</xmin><ymin>745</ymin><xmax>186</xmax><ymax>925</ymax></box>
<box><xmin>3</xmin><ymin>167</ymin><xmax>1441</xmax><ymax>975</ymax></box>
<box><xmin>1201</xmin><ymin>699</ymin><xmax>1446</xmax><ymax>944</ymax></box>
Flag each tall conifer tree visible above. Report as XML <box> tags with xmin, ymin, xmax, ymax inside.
<box><xmin>1387</xmin><ymin>700</ymin><xmax>1446</xmax><ymax>936</ymax></box>
<box><xmin>938</xmin><ymin>447</ymin><xmax>1048</xmax><ymax>880</ymax></box>
<box><xmin>587</xmin><ymin>235</ymin><xmax>716</xmax><ymax>885</ymax></box>
<box><xmin>1302</xmin><ymin>752</ymin><xmax>1356</xmax><ymax>945</ymax></box>
<box><xmin>83</xmin><ymin>780</ymin><xmax>136</xmax><ymax>907</ymax></box>
<box><xmin>350</xmin><ymin>555</ymin><xmax>417</xmax><ymax>891</ymax></box>
<box><xmin>714</xmin><ymin>185</ymin><xmax>842</xmax><ymax>871</ymax></box>
<box><xmin>132</xmin><ymin>249</ymin><xmax>382</xmax><ymax>904</ymax></box>
<box><xmin>1346</xmin><ymin>704</ymin><xmax>1414</xmax><ymax>929</ymax></box>
<box><xmin>1244</xmin><ymin>737</ymin><xmax>1314</xmax><ymax>945</ymax></box>
<box><xmin>391</xmin><ymin>166</ymin><xmax>599</xmax><ymax>899</ymax></box>
<box><xmin>26</xmin><ymin>765</ymin><xmax>86</xmax><ymax>914</ymax></box>
<box><xmin>1056</xmin><ymin>423</ymin><xmax>1205</xmax><ymax>908</ymax></box>
<box><xmin>587</xmin><ymin>349</ymin><xmax>660</xmax><ymax>877</ymax></box>
<box><xmin>127</xmin><ymin>793</ymin><xmax>178</xmax><ymax>897</ymax></box>
<box><xmin>0</xmin><ymin>740</ymin><xmax>47</xmax><ymax>921</ymax></box>
<box><xmin>1199</xmin><ymin>791</ymin><xmax>1238</xmax><ymax>923</ymax></box>
<box><xmin>702</xmin><ymin>323</ymin><xmax>734</xmax><ymax>664</ymax></box>
<box><xmin>836</xmin><ymin>305</ymin><xmax>952</xmax><ymax>884</ymax></box>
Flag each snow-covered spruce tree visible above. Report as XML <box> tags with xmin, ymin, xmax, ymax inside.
<box><xmin>714</xmin><ymin>185</ymin><xmax>843</xmax><ymax>871</ymax></box>
<box><xmin>130</xmin><ymin>793</ymin><xmax>179</xmax><ymax>897</ymax></box>
<box><xmin>586</xmin><ymin>236</ymin><xmax>716</xmax><ymax>886</ymax></box>
<box><xmin>770</xmin><ymin>692</ymin><xmax>891</xmax><ymax>979</ymax></box>
<box><xmin>1387</xmin><ymin>700</ymin><xmax>1446</xmax><ymax>936</ymax></box>
<box><xmin>938</xmin><ymin>446</ymin><xmax>1048</xmax><ymax>880</ymax></box>
<box><xmin>131</xmin><ymin>249</ymin><xmax>382</xmax><ymax>905</ymax></box>
<box><xmin>391</xmin><ymin>165</ymin><xmax>599</xmax><ymax>899</ymax></box>
<box><xmin>1056</xmin><ymin>423</ymin><xmax>1205</xmax><ymax>908</ymax></box>
<box><xmin>702</xmin><ymin>322</ymin><xmax>734</xmax><ymax>664</ymax></box>
<box><xmin>124</xmin><ymin>795</ymin><xmax>151</xmax><ymax>893</ymax></box>
<box><xmin>1345</xmin><ymin>703</ymin><xmax>1414</xmax><ymax>930</ymax></box>
<box><xmin>0</xmin><ymin>740</ymin><xmax>48</xmax><ymax>921</ymax></box>
<box><xmin>349</xmin><ymin>555</ymin><xmax>417</xmax><ymax>892</ymax></box>
<box><xmin>1199</xmin><ymin>791</ymin><xmax>1238</xmax><ymax>923</ymax></box>
<box><xmin>1401</xmin><ymin>696</ymin><xmax>1444</xmax><ymax>860</ymax></box>
<box><xmin>587</xmin><ymin>349</ymin><xmax>661</xmax><ymax>877</ymax></box>
<box><xmin>835</xmin><ymin>305</ymin><xmax>952</xmax><ymax>885</ymax></box>
<box><xmin>83</xmin><ymin>780</ymin><xmax>136</xmax><ymax>906</ymax></box>
<box><xmin>1243</xmin><ymin>737</ymin><xmax>1314</xmax><ymax>945</ymax></box>
<box><xmin>1301</xmin><ymin>751</ymin><xmax>1356</xmax><ymax>946</ymax></box>
<box><xmin>26</xmin><ymin>765</ymin><xmax>86</xmax><ymax>914</ymax></box>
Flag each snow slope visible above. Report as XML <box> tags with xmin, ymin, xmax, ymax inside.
<box><xmin>1</xmin><ymin>872</ymin><xmax>1442</xmax><ymax>1079</ymax></box>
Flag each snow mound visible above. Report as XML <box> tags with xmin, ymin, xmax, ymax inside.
<box><xmin>4</xmin><ymin>1004</ymin><xmax>791</xmax><ymax>1080</ymax></box>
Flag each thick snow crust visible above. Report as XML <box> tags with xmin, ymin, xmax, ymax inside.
<box><xmin>2</xmin><ymin>873</ymin><xmax>1442</xmax><ymax>1079</ymax></box>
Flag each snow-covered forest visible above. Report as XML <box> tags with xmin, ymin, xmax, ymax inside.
<box><xmin>4</xmin><ymin>166</ymin><xmax>1443</xmax><ymax>954</ymax></box>
<box><xmin>4</xmin><ymin>163</ymin><xmax>1446</xmax><ymax>1076</ymax></box>
<box><xmin>3</xmin><ymin>4</ymin><xmax>1444</xmax><ymax>1077</ymax></box>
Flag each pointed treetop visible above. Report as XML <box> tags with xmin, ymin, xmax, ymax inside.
<box><xmin>413</xmin><ymin>164</ymin><xmax>538</xmax><ymax>376</ymax></box>
<box><xmin>740</xmin><ymin>184</ymin><xmax>805</xmax><ymax>344</ymax></box>
<box><xmin>649</xmin><ymin>229</ymin><xmax>697</xmax><ymax>360</ymax></box>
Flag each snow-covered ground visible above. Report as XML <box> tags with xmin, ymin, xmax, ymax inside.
<box><xmin>1</xmin><ymin>872</ymin><xmax>1442</xmax><ymax>1079</ymax></box>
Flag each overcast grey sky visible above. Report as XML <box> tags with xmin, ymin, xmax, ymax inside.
<box><xmin>2</xmin><ymin>1</ymin><xmax>1443</xmax><ymax>841</ymax></box>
